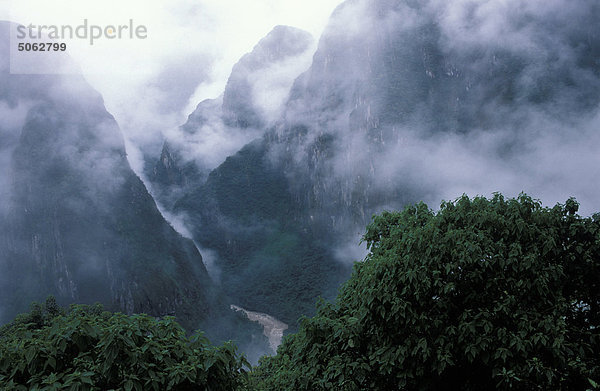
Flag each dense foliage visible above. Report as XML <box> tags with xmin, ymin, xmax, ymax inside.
<box><xmin>3</xmin><ymin>194</ymin><xmax>600</xmax><ymax>390</ymax></box>
<box><xmin>0</xmin><ymin>298</ymin><xmax>248</xmax><ymax>390</ymax></box>
<box><xmin>252</xmin><ymin>194</ymin><xmax>600</xmax><ymax>390</ymax></box>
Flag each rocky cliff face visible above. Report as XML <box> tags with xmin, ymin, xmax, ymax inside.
<box><xmin>0</xmin><ymin>21</ymin><xmax>217</xmax><ymax>329</ymax></box>
<box><xmin>274</xmin><ymin>0</ymin><xmax>600</xmax><ymax>231</ymax></box>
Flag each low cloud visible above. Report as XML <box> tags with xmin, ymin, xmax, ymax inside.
<box><xmin>196</xmin><ymin>246</ymin><xmax>222</xmax><ymax>283</ymax></box>
<box><xmin>265</xmin><ymin>0</ymin><xmax>600</xmax><ymax>266</ymax></box>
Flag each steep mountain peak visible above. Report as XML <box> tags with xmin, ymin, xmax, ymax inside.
<box><xmin>222</xmin><ymin>25</ymin><xmax>314</xmax><ymax>129</ymax></box>
<box><xmin>239</xmin><ymin>25</ymin><xmax>314</xmax><ymax>68</ymax></box>
<box><xmin>150</xmin><ymin>25</ymin><xmax>315</xmax><ymax>204</ymax></box>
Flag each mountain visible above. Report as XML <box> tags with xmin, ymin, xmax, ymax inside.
<box><xmin>174</xmin><ymin>140</ymin><xmax>349</xmax><ymax>325</ymax></box>
<box><xmin>147</xmin><ymin>25</ymin><xmax>350</xmax><ymax>325</ymax></box>
<box><xmin>0</xmin><ymin>21</ymin><xmax>218</xmax><ymax>330</ymax></box>
<box><xmin>149</xmin><ymin>25</ymin><xmax>315</xmax><ymax>208</ymax></box>
<box><xmin>222</xmin><ymin>25</ymin><xmax>315</xmax><ymax>129</ymax></box>
<box><xmin>153</xmin><ymin>0</ymin><xmax>600</xmax><ymax>327</ymax></box>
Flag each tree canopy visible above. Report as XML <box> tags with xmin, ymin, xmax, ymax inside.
<box><xmin>0</xmin><ymin>298</ymin><xmax>248</xmax><ymax>390</ymax></box>
<box><xmin>252</xmin><ymin>194</ymin><xmax>600</xmax><ymax>390</ymax></box>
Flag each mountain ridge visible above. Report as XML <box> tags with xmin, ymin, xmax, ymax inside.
<box><xmin>0</xmin><ymin>21</ymin><xmax>218</xmax><ymax>330</ymax></box>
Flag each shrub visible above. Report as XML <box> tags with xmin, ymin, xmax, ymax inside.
<box><xmin>0</xmin><ymin>300</ymin><xmax>248</xmax><ymax>390</ymax></box>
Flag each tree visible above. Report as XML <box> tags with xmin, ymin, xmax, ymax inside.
<box><xmin>252</xmin><ymin>194</ymin><xmax>600</xmax><ymax>390</ymax></box>
<box><xmin>0</xmin><ymin>301</ymin><xmax>248</xmax><ymax>390</ymax></box>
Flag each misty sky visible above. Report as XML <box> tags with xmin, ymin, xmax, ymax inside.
<box><xmin>0</xmin><ymin>0</ymin><xmax>344</xmax><ymax>173</ymax></box>
<box><xmin>2</xmin><ymin>0</ymin><xmax>599</xmax><ymax>219</ymax></box>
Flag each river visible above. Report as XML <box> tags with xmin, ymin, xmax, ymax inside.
<box><xmin>230</xmin><ymin>304</ymin><xmax>289</xmax><ymax>353</ymax></box>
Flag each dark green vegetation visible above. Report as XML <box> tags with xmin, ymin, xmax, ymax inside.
<box><xmin>0</xmin><ymin>298</ymin><xmax>248</xmax><ymax>390</ymax></box>
<box><xmin>252</xmin><ymin>194</ymin><xmax>600</xmax><ymax>390</ymax></box>
<box><xmin>176</xmin><ymin>141</ymin><xmax>349</xmax><ymax>325</ymax></box>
